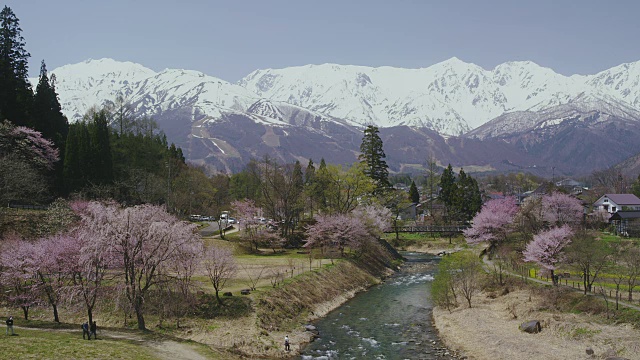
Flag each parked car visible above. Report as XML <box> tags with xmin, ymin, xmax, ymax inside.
<box><xmin>227</xmin><ymin>217</ymin><xmax>237</xmax><ymax>224</ymax></box>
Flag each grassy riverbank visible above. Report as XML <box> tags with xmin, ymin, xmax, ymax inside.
<box><xmin>433</xmin><ymin>280</ymin><xmax>640</xmax><ymax>360</ymax></box>
<box><xmin>2</xmin><ymin>236</ymin><xmax>400</xmax><ymax>359</ymax></box>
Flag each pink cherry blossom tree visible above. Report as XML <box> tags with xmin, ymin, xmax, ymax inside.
<box><xmin>464</xmin><ymin>197</ymin><xmax>519</xmax><ymax>252</ymax></box>
<box><xmin>523</xmin><ymin>225</ymin><xmax>573</xmax><ymax>285</ymax></box>
<box><xmin>162</xmin><ymin>237</ymin><xmax>203</xmax><ymax>327</ymax></box>
<box><xmin>305</xmin><ymin>213</ymin><xmax>370</xmax><ymax>257</ymax></box>
<box><xmin>0</xmin><ymin>236</ymin><xmax>39</xmax><ymax>320</ymax></box>
<box><xmin>352</xmin><ymin>203</ymin><xmax>392</xmax><ymax>237</ymax></box>
<box><xmin>203</xmin><ymin>246</ymin><xmax>237</xmax><ymax>304</ymax></box>
<box><xmin>542</xmin><ymin>192</ymin><xmax>584</xmax><ymax>226</ymax></box>
<box><xmin>31</xmin><ymin>233</ymin><xmax>78</xmax><ymax>323</ymax></box>
<box><xmin>67</xmin><ymin>223</ymin><xmax>111</xmax><ymax>326</ymax></box>
<box><xmin>81</xmin><ymin>201</ymin><xmax>201</xmax><ymax>330</ymax></box>
<box><xmin>0</xmin><ymin>120</ymin><xmax>59</xmax><ymax>170</ymax></box>
<box><xmin>232</xmin><ymin>199</ymin><xmax>262</xmax><ymax>250</ymax></box>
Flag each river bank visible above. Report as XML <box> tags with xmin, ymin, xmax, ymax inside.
<box><xmin>433</xmin><ymin>289</ymin><xmax>640</xmax><ymax>360</ymax></box>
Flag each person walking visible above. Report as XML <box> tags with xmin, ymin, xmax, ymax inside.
<box><xmin>284</xmin><ymin>335</ymin><xmax>290</xmax><ymax>351</ymax></box>
<box><xmin>82</xmin><ymin>321</ymin><xmax>90</xmax><ymax>340</ymax></box>
<box><xmin>6</xmin><ymin>316</ymin><xmax>14</xmax><ymax>335</ymax></box>
<box><xmin>90</xmin><ymin>321</ymin><xmax>97</xmax><ymax>340</ymax></box>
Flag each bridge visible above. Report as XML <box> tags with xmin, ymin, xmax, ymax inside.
<box><xmin>385</xmin><ymin>225</ymin><xmax>468</xmax><ymax>233</ymax></box>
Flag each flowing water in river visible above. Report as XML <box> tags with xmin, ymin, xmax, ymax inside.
<box><xmin>301</xmin><ymin>252</ymin><xmax>458</xmax><ymax>359</ymax></box>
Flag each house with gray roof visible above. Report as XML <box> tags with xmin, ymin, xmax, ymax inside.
<box><xmin>593</xmin><ymin>194</ymin><xmax>640</xmax><ymax>214</ymax></box>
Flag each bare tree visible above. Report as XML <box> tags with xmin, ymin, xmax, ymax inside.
<box><xmin>204</xmin><ymin>246</ymin><xmax>237</xmax><ymax>304</ymax></box>
<box><xmin>566</xmin><ymin>229</ymin><xmax>611</xmax><ymax>294</ymax></box>
<box><xmin>240</xmin><ymin>263</ymin><xmax>266</xmax><ymax>291</ymax></box>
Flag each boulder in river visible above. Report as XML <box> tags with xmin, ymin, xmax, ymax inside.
<box><xmin>519</xmin><ymin>320</ymin><xmax>542</xmax><ymax>333</ymax></box>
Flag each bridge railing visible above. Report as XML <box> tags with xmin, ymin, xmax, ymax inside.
<box><xmin>385</xmin><ymin>225</ymin><xmax>468</xmax><ymax>233</ymax></box>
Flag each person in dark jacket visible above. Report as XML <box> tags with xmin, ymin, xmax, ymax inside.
<box><xmin>82</xmin><ymin>321</ymin><xmax>90</xmax><ymax>340</ymax></box>
<box><xmin>6</xmin><ymin>316</ymin><xmax>14</xmax><ymax>335</ymax></box>
<box><xmin>90</xmin><ymin>321</ymin><xmax>97</xmax><ymax>340</ymax></box>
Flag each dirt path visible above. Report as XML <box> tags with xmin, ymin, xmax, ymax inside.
<box><xmin>151</xmin><ymin>340</ymin><xmax>209</xmax><ymax>360</ymax></box>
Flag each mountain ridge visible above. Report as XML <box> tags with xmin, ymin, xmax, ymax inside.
<box><xmin>30</xmin><ymin>57</ymin><xmax>640</xmax><ymax>176</ymax></box>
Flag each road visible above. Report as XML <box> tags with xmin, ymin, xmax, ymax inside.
<box><xmin>199</xmin><ymin>221</ymin><xmax>236</xmax><ymax>237</ymax></box>
<box><xmin>199</xmin><ymin>221</ymin><xmax>222</xmax><ymax>237</ymax></box>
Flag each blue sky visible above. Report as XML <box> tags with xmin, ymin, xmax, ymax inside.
<box><xmin>6</xmin><ymin>0</ymin><xmax>640</xmax><ymax>81</ymax></box>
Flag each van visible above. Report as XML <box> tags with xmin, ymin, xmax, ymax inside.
<box><xmin>220</xmin><ymin>211</ymin><xmax>230</xmax><ymax>220</ymax></box>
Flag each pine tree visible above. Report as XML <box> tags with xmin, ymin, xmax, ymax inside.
<box><xmin>33</xmin><ymin>62</ymin><xmax>68</xmax><ymax>143</ymax></box>
<box><xmin>359</xmin><ymin>125</ymin><xmax>390</xmax><ymax>193</ymax></box>
<box><xmin>439</xmin><ymin>164</ymin><xmax>457</xmax><ymax>209</ymax></box>
<box><xmin>316</xmin><ymin>158</ymin><xmax>329</xmax><ymax>209</ymax></box>
<box><xmin>305</xmin><ymin>159</ymin><xmax>315</xmax><ymax>185</ymax></box>
<box><xmin>455</xmin><ymin>169</ymin><xmax>482</xmax><ymax>221</ymax></box>
<box><xmin>424</xmin><ymin>155</ymin><xmax>440</xmax><ymax>216</ymax></box>
<box><xmin>293</xmin><ymin>160</ymin><xmax>304</xmax><ymax>193</ymax></box>
<box><xmin>304</xmin><ymin>159</ymin><xmax>317</xmax><ymax>217</ymax></box>
<box><xmin>90</xmin><ymin>110</ymin><xmax>113</xmax><ymax>184</ymax></box>
<box><xmin>33</xmin><ymin>61</ymin><xmax>69</xmax><ymax>195</ymax></box>
<box><xmin>409</xmin><ymin>180</ymin><xmax>420</xmax><ymax>203</ymax></box>
<box><xmin>0</xmin><ymin>6</ymin><xmax>32</xmax><ymax>126</ymax></box>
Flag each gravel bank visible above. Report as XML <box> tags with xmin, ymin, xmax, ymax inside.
<box><xmin>433</xmin><ymin>289</ymin><xmax>640</xmax><ymax>360</ymax></box>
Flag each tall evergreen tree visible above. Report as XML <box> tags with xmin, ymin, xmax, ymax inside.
<box><xmin>293</xmin><ymin>160</ymin><xmax>304</xmax><ymax>192</ymax></box>
<box><xmin>33</xmin><ymin>61</ymin><xmax>69</xmax><ymax>195</ymax></box>
<box><xmin>90</xmin><ymin>110</ymin><xmax>113</xmax><ymax>184</ymax></box>
<box><xmin>409</xmin><ymin>180</ymin><xmax>420</xmax><ymax>203</ymax></box>
<box><xmin>304</xmin><ymin>159</ymin><xmax>317</xmax><ymax>217</ymax></box>
<box><xmin>455</xmin><ymin>169</ymin><xmax>482</xmax><ymax>222</ymax></box>
<box><xmin>33</xmin><ymin>61</ymin><xmax>68</xmax><ymax>144</ymax></box>
<box><xmin>316</xmin><ymin>158</ymin><xmax>329</xmax><ymax>210</ymax></box>
<box><xmin>439</xmin><ymin>164</ymin><xmax>457</xmax><ymax>209</ymax></box>
<box><xmin>0</xmin><ymin>6</ymin><xmax>32</xmax><ymax>126</ymax></box>
<box><xmin>304</xmin><ymin>159</ymin><xmax>315</xmax><ymax>185</ymax></box>
<box><xmin>359</xmin><ymin>125</ymin><xmax>390</xmax><ymax>193</ymax></box>
<box><xmin>424</xmin><ymin>155</ymin><xmax>440</xmax><ymax>216</ymax></box>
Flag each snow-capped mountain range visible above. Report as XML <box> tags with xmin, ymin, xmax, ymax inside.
<box><xmin>32</xmin><ymin>57</ymin><xmax>640</xmax><ymax>175</ymax></box>
<box><xmin>40</xmin><ymin>57</ymin><xmax>640</xmax><ymax>136</ymax></box>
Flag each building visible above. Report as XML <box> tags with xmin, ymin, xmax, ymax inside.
<box><xmin>609</xmin><ymin>211</ymin><xmax>640</xmax><ymax>237</ymax></box>
<box><xmin>593</xmin><ymin>194</ymin><xmax>640</xmax><ymax>214</ymax></box>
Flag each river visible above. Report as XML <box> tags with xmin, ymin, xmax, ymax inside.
<box><xmin>301</xmin><ymin>252</ymin><xmax>457</xmax><ymax>359</ymax></box>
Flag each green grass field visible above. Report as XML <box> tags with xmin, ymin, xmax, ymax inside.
<box><xmin>4</xmin><ymin>327</ymin><xmax>157</xmax><ymax>360</ymax></box>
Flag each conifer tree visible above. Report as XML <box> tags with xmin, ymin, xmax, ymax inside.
<box><xmin>304</xmin><ymin>159</ymin><xmax>317</xmax><ymax>217</ymax></box>
<box><xmin>439</xmin><ymin>164</ymin><xmax>457</xmax><ymax>209</ymax></box>
<box><xmin>409</xmin><ymin>180</ymin><xmax>420</xmax><ymax>204</ymax></box>
<box><xmin>0</xmin><ymin>6</ymin><xmax>32</xmax><ymax>126</ymax></box>
<box><xmin>33</xmin><ymin>61</ymin><xmax>69</xmax><ymax>195</ymax></box>
<box><xmin>455</xmin><ymin>168</ymin><xmax>482</xmax><ymax>221</ymax></box>
<box><xmin>90</xmin><ymin>110</ymin><xmax>113</xmax><ymax>184</ymax></box>
<box><xmin>317</xmin><ymin>158</ymin><xmax>329</xmax><ymax>208</ymax></box>
<box><xmin>359</xmin><ymin>125</ymin><xmax>390</xmax><ymax>193</ymax></box>
<box><xmin>305</xmin><ymin>159</ymin><xmax>315</xmax><ymax>185</ymax></box>
<box><xmin>293</xmin><ymin>160</ymin><xmax>304</xmax><ymax>192</ymax></box>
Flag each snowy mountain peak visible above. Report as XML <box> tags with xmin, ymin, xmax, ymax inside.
<box><xmin>38</xmin><ymin>57</ymin><xmax>640</xmax><ymax>139</ymax></box>
<box><xmin>53</xmin><ymin>58</ymin><xmax>155</xmax><ymax>81</ymax></box>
